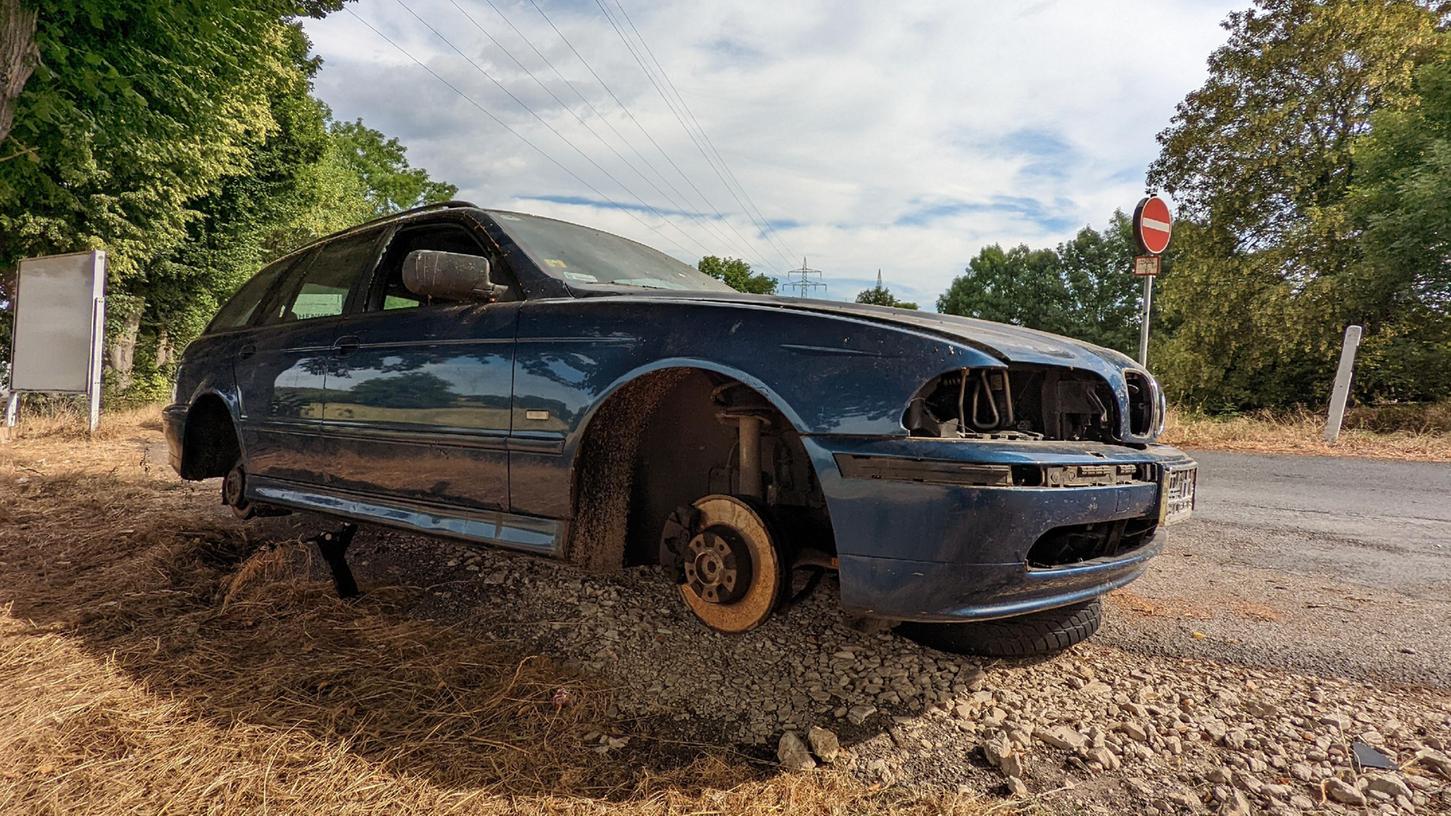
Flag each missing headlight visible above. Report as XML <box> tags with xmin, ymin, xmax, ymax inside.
<box><xmin>904</xmin><ymin>366</ymin><xmax>1119</xmax><ymax>443</ymax></box>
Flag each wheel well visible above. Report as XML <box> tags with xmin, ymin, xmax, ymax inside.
<box><xmin>180</xmin><ymin>395</ymin><xmax>240</xmax><ymax>480</ymax></box>
<box><xmin>567</xmin><ymin>368</ymin><xmax>834</xmax><ymax>572</ymax></box>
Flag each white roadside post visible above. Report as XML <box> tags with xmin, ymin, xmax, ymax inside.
<box><xmin>1324</xmin><ymin>325</ymin><xmax>1363</xmax><ymax>445</ymax></box>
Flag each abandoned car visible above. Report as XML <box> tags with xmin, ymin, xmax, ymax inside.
<box><xmin>164</xmin><ymin>201</ymin><xmax>1196</xmax><ymax>656</ymax></box>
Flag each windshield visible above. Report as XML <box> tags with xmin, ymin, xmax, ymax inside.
<box><xmin>486</xmin><ymin>210</ymin><xmax>734</xmax><ymax>292</ymax></box>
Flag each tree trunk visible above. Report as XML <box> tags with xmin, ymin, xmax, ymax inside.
<box><xmin>0</xmin><ymin>0</ymin><xmax>39</xmax><ymax>147</ymax></box>
<box><xmin>154</xmin><ymin>326</ymin><xmax>172</xmax><ymax>370</ymax></box>
<box><xmin>108</xmin><ymin>308</ymin><xmax>142</xmax><ymax>394</ymax></box>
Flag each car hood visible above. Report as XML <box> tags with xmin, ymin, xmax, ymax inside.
<box><xmin>770</xmin><ymin>299</ymin><xmax>1138</xmax><ymax>370</ymax></box>
<box><xmin>575</xmin><ymin>288</ymin><xmax>1139</xmax><ymax>372</ymax></box>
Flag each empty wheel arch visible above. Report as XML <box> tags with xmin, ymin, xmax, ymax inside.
<box><xmin>567</xmin><ymin>368</ymin><xmax>836</xmax><ymax>574</ymax></box>
<box><xmin>179</xmin><ymin>395</ymin><xmax>241</xmax><ymax>480</ymax></box>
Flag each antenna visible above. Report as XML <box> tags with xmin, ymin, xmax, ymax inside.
<box><xmin>781</xmin><ymin>257</ymin><xmax>826</xmax><ymax>299</ymax></box>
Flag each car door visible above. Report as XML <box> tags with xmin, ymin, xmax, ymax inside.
<box><xmin>233</xmin><ymin>229</ymin><xmax>385</xmax><ymax>486</ymax></box>
<box><xmin>318</xmin><ymin>217</ymin><xmax>519</xmax><ymax>513</ymax></box>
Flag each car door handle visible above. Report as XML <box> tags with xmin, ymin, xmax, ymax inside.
<box><xmin>238</xmin><ymin>342</ymin><xmax>257</xmax><ymax>360</ymax></box>
<box><xmin>333</xmin><ymin>335</ymin><xmax>361</xmax><ymax>356</ymax></box>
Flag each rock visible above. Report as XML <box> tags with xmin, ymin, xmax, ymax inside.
<box><xmin>963</xmin><ymin>666</ymin><xmax>988</xmax><ymax>691</ymax></box>
<box><xmin>1361</xmin><ymin>773</ymin><xmax>1412</xmax><ymax>800</ymax></box>
<box><xmin>806</xmin><ymin>726</ymin><xmax>840</xmax><ymax>763</ymax></box>
<box><xmin>1289</xmin><ymin>763</ymin><xmax>1315</xmax><ymax>782</ymax></box>
<box><xmin>845</xmin><ymin>705</ymin><xmax>876</xmax><ymax>726</ymax></box>
<box><xmin>1222</xmin><ymin>729</ymin><xmax>1250</xmax><ymax>750</ymax></box>
<box><xmin>1168</xmin><ymin>788</ymin><xmax>1204</xmax><ymax>812</ymax></box>
<box><xmin>1089</xmin><ymin>746</ymin><xmax>1121</xmax><ymax>771</ymax></box>
<box><xmin>1318</xmin><ymin>713</ymin><xmax>1352</xmax><ymax>731</ymax></box>
<box><xmin>1006</xmin><ymin>775</ymin><xmax>1029</xmax><ymax>797</ymax></box>
<box><xmin>1206</xmin><ymin>766</ymin><xmax>1233</xmax><ymax>784</ymax></box>
<box><xmin>1289</xmin><ymin>794</ymin><xmax>1316</xmax><ymax>810</ymax></box>
<box><xmin>982</xmin><ymin>734</ymin><xmax>1025</xmax><ymax>777</ymax></box>
<box><xmin>1412</xmin><ymin>747</ymin><xmax>1451</xmax><ymax>780</ymax></box>
<box><xmin>777</xmin><ymin>731</ymin><xmax>816</xmax><ymax>772</ymax></box>
<box><xmin>1323</xmin><ymin>777</ymin><xmax>1364</xmax><ymax>806</ymax></box>
<box><xmin>1035</xmin><ymin>725</ymin><xmax>1088</xmax><ymax>751</ymax></box>
<box><xmin>864</xmin><ymin>758</ymin><xmax>893</xmax><ymax>785</ymax></box>
<box><xmin>1119</xmin><ymin>721</ymin><xmax>1149</xmax><ymax>743</ymax></box>
<box><xmin>1217</xmin><ymin>789</ymin><xmax>1251</xmax><ymax>816</ymax></box>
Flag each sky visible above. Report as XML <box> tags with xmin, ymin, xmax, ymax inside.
<box><xmin>303</xmin><ymin>0</ymin><xmax>1242</xmax><ymax>309</ymax></box>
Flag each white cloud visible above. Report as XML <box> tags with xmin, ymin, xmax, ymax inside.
<box><xmin>304</xmin><ymin>0</ymin><xmax>1237</xmax><ymax>309</ymax></box>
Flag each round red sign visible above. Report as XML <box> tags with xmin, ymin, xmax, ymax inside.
<box><xmin>1133</xmin><ymin>195</ymin><xmax>1173</xmax><ymax>255</ymax></box>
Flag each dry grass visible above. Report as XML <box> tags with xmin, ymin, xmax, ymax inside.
<box><xmin>0</xmin><ymin>408</ymin><xmax>997</xmax><ymax>815</ymax></box>
<box><xmin>1162</xmin><ymin>406</ymin><xmax>1451</xmax><ymax>462</ymax></box>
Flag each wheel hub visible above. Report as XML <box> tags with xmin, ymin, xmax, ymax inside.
<box><xmin>223</xmin><ymin>466</ymin><xmax>246</xmax><ymax>507</ymax></box>
<box><xmin>682</xmin><ymin>526</ymin><xmax>752</xmax><ymax>604</ymax></box>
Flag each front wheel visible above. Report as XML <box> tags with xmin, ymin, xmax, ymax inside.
<box><xmin>897</xmin><ymin>598</ymin><xmax>1104</xmax><ymax>658</ymax></box>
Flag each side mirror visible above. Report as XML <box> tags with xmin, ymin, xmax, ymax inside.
<box><xmin>402</xmin><ymin>250</ymin><xmax>497</xmax><ymax>302</ymax></box>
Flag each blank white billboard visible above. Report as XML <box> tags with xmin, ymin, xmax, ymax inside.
<box><xmin>10</xmin><ymin>251</ymin><xmax>106</xmax><ymax>393</ymax></box>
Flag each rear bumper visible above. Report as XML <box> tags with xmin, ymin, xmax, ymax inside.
<box><xmin>162</xmin><ymin>403</ymin><xmax>187</xmax><ymax>475</ymax></box>
<box><xmin>803</xmin><ymin>435</ymin><xmax>1194</xmax><ymax>622</ymax></box>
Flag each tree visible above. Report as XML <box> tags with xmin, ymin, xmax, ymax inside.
<box><xmin>698</xmin><ymin>255</ymin><xmax>776</xmax><ymax>294</ymax></box>
<box><xmin>854</xmin><ymin>272</ymin><xmax>917</xmax><ymax>309</ymax></box>
<box><xmin>936</xmin><ymin>216</ymin><xmax>1142</xmax><ymax>355</ymax></box>
<box><xmin>1343</xmin><ymin>32</ymin><xmax>1451</xmax><ymax>401</ymax></box>
<box><xmin>328</xmin><ymin>119</ymin><xmax>457</xmax><ymax>217</ymax></box>
<box><xmin>1146</xmin><ymin>0</ymin><xmax>1447</xmax><ymax>409</ymax></box>
<box><xmin>0</xmin><ymin>2</ymin><xmax>458</xmax><ymax>398</ymax></box>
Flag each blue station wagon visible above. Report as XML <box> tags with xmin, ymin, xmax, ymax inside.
<box><xmin>164</xmin><ymin>201</ymin><xmax>1196</xmax><ymax>656</ymax></box>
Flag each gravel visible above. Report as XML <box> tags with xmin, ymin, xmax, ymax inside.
<box><xmin>327</xmin><ymin>523</ymin><xmax>1451</xmax><ymax>814</ymax></box>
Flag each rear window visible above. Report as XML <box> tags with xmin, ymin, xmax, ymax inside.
<box><xmin>261</xmin><ymin>230</ymin><xmax>381</xmax><ymax>324</ymax></box>
<box><xmin>207</xmin><ymin>258</ymin><xmax>294</xmax><ymax>333</ymax></box>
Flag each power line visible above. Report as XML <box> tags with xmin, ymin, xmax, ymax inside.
<box><xmin>597</xmin><ymin>0</ymin><xmax>799</xmax><ymax>269</ymax></box>
<box><xmin>389</xmin><ymin>0</ymin><xmax>717</xmax><ymax>260</ymax></box>
<box><xmin>345</xmin><ymin>8</ymin><xmax>702</xmax><ymax>261</ymax></box>
<box><xmin>467</xmin><ymin>0</ymin><xmax>771</xmax><ymax>271</ymax></box>
<box><xmin>441</xmin><ymin>0</ymin><xmax>760</xmax><ymax>267</ymax></box>
<box><xmin>523</xmin><ymin>0</ymin><xmax>785</xmax><ymax>272</ymax></box>
<box><xmin>608</xmin><ymin>0</ymin><xmax>798</xmax><ymax>265</ymax></box>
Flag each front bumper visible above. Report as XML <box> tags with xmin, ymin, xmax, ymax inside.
<box><xmin>162</xmin><ymin>403</ymin><xmax>188</xmax><ymax>475</ymax></box>
<box><xmin>803</xmin><ymin>435</ymin><xmax>1195</xmax><ymax>623</ymax></box>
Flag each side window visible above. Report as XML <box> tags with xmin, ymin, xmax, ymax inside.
<box><xmin>207</xmin><ymin>256</ymin><xmax>297</xmax><ymax>333</ymax></box>
<box><xmin>261</xmin><ymin>230</ymin><xmax>381</xmax><ymax>325</ymax></box>
<box><xmin>368</xmin><ymin>222</ymin><xmax>518</xmax><ymax>311</ymax></box>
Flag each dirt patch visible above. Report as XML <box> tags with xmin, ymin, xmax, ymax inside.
<box><xmin>1108</xmin><ymin>590</ymin><xmax>1213</xmax><ymax>621</ymax></box>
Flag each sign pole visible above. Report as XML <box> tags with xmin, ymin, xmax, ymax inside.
<box><xmin>1138</xmin><ymin>275</ymin><xmax>1153</xmax><ymax>367</ymax></box>
<box><xmin>1324</xmin><ymin>325</ymin><xmax>1362</xmax><ymax>445</ymax></box>
<box><xmin>1131</xmin><ymin>195</ymin><xmax>1172</xmax><ymax>369</ymax></box>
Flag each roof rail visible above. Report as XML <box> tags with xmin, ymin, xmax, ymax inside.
<box><xmin>344</xmin><ymin>199</ymin><xmax>479</xmax><ymax>234</ymax></box>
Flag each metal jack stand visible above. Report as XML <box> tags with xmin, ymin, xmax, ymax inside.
<box><xmin>307</xmin><ymin>522</ymin><xmax>360</xmax><ymax>598</ymax></box>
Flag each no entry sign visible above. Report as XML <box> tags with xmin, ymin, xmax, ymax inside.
<box><xmin>1133</xmin><ymin>195</ymin><xmax>1173</xmax><ymax>255</ymax></box>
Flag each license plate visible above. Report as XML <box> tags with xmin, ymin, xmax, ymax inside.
<box><xmin>1161</xmin><ymin>466</ymin><xmax>1197</xmax><ymax>525</ymax></box>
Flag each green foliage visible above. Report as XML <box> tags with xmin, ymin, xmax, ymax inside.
<box><xmin>1147</xmin><ymin>0</ymin><xmax>1448</xmax><ymax>410</ymax></box>
<box><xmin>0</xmin><ymin>1</ymin><xmax>457</xmax><ymax>398</ymax></box>
<box><xmin>697</xmin><ymin>255</ymin><xmax>776</xmax><ymax>294</ymax></box>
<box><xmin>329</xmin><ymin>119</ymin><xmax>458</xmax><ymax>217</ymax></box>
<box><xmin>1345</xmin><ymin>34</ymin><xmax>1451</xmax><ymax>401</ymax></box>
<box><xmin>854</xmin><ymin>282</ymin><xmax>917</xmax><ymax>310</ymax></box>
<box><xmin>937</xmin><ymin>214</ymin><xmax>1143</xmax><ymax>356</ymax></box>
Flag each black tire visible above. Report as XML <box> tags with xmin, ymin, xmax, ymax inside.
<box><xmin>897</xmin><ymin>599</ymin><xmax>1103</xmax><ymax>658</ymax></box>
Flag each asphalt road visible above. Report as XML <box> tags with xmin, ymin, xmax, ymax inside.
<box><xmin>1100</xmin><ymin>450</ymin><xmax>1451</xmax><ymax>688</ymax></box>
